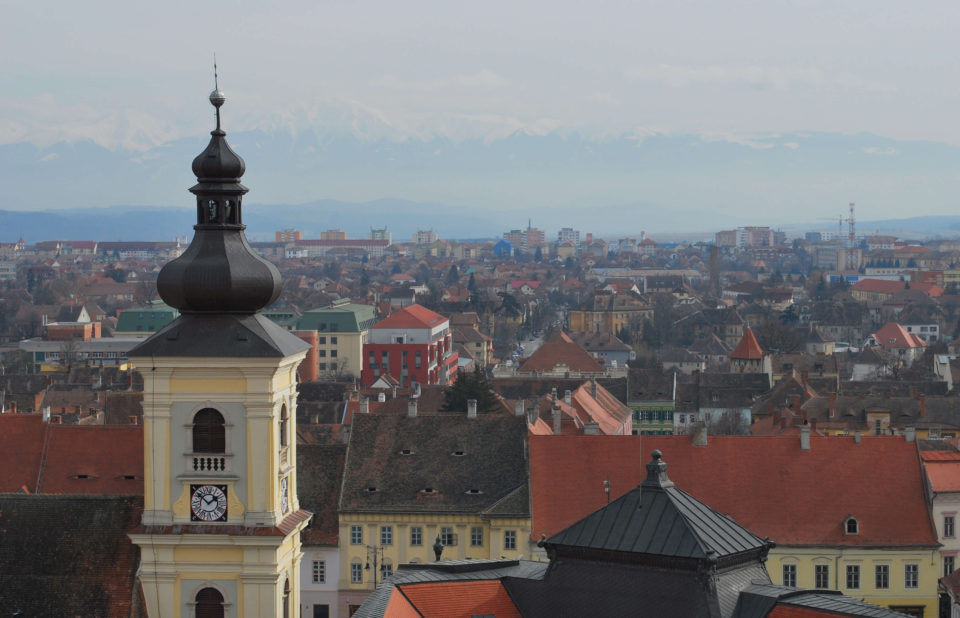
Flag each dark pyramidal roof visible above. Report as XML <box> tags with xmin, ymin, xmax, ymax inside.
<box><xmin>547</xmin><ymin>449</ymin><xmax>771</xmax><ymax>564</ymax></box>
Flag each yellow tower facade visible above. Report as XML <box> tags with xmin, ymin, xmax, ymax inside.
<box><xmin>128</xmin><ymin>84</ymin><xmax>311</xmax><ymax>618</ymax></box>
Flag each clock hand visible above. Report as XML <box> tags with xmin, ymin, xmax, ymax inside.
<box><xmin>203</xmin><ymin>494</ymin><xmax>216</xmax><ymax>506</ymax></box>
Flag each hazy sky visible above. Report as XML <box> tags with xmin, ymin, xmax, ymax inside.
<box><xmin>4</xmin><ymin>1</ymin><xmax>960</xmax><ymax>150</ymax></box>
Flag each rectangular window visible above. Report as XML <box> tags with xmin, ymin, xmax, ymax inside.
<box><xmin>331</xmin><ymin>350</ymin><xmax>337</xmax><ymax>358</ymax></box>
<box><xmin>782</xmin><ymin>564</ymin><xmax>796</xmax><ymax>587</ymax></box>
<box><xmin>312</xmin><ymin>560</ymin><xmax>325</xmax><ymax>584</ymax></box>
<box><xmin>846</xmin><ymin>565</ymin><xmax>860</xmax><ymax>589</ymax></box>
<box><xmin>350</xmin><ymin>525</ymin><xmax>363</xmax><ymax>545</ymax></box>
<box><xmin>416</xmin><ymin>351</ymin><xmax>422</xmax><ymax>369</ymax></box>
<box><xmin>319</xmin><ymin>350</ymin><xmax>326</xmax><ymax>357</ymax></box>
<box><xmin>381</xmin><ymin>561</ymin><xmax>393</xmax><ymax>578</ymax></box>
<box><xmin>331</xmin><ymin>337</ymin><xmax>337</xmax><ymax>344</ymax></box>
<box><xmin>318</xmin><ymin>337</ymin><xmax>326</xmax><ymax>344</ymax></box>
<box><xmin>380</xmin><ymin>525</ymin><xmax>393</xmax><ymax>546</ymax></box>
<box><xmin>351</xmin><ymin>562</ymin><xmax>363</xmax><ymax>584</ymax></box>
<box><xmin>946</xmin><ymin>515</ymin><xmax>955</xmax><ymax>537</ymax></box>
<box><xmin>814</xmin><ymin>564</ymin><xmax>829</xmax><ymax>589</ymax></box>
<box><xmin>905</xmin><ymin>564</ymin><xmax>919</xmax><ymax>588</ymax></box>
<box><xmin>946</xmin><ymin>556</ymin><xmax>956</xmax><ymax>577</ymax></box>
<box><xmin>471</xmin><ymin>526</ymin><xmax>483</xmax><ymax>547</ymax></box>
<box><xmin>440</xmin><ymin>526</ymin><xmax>456</xmax><ymax>546</ymax></box>
<box><xmin>876</xmin><ymin>564</ymin><xmax>889</xmax><ymax>589</ymax></box>
<box><xmin>504</xmin><ymin>530</ymin><xmax>517</xmax><ymax>550</ymax></box>
<box><xmin>318</xmin><ymin>363</ymin><xmax>327</xmax><ymax>370</ymax></box>
<box><xmin>410</xmin><ymin>526</ymin><xmax>423</xmax><ymax>546</ymax></box>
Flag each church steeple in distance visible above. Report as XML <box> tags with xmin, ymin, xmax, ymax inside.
<box><xmin>156</xmin><ymin>76</ymin><xmax>282</xmax><ymax>314</ymax></box>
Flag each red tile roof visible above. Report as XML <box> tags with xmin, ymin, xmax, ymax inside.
<box><xmin>529</xmin><ymin>434</ymin><xmax>643</xmax><ymax>539</ymax></box>
<box><xmin>396</xmin><ymin>580</ymin><xmax>522</xmax><ymax>618</ymax></box>
<box><xmin>730</xmin><ymin>327</ymin><xmax>764</xmax><ymax>360</ymax></box>
<box><xmin>767</xmin><ymin>607</ymin><xmax>846</xmax><ymax>618</ymax></box>
<box><xmin>372</xmin><ymin>304</ymin><xmax>447</xmax><ymax>329</ymax></box>
<box><xmin>0</xmin><ymin>414</ymin><xmax>47</xmax><ymax>492</ymax></box>
<box><xmin>519</xmin><ymin>332</ymin><xmax>603</xmax><ymax>373</ymax></box>
<box><xmin>868</xmin><ymin>322</ymin><xmax>927</xmax><ymax>349</ymax></box>
<box><xmin>851</xmin><ymin>279</ymin><xmax>905</xmax><ymax>294</ymax></box>
<box><xmin>644</xmin><ymin>435</ymin><xmax>937</xmax><ymax>547</ymax></box>
<box><xmin>924</xmin><ymin>461</ymin><xmax>960</xmax><ymax>492</ymax></box>
<box><xmin>39</xmin><ymin>425</ymin><xmax>143</xmax><ymax>494</ymax></box>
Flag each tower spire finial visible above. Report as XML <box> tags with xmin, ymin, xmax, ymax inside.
<box><xmin>209</xmin><ymin>54</ymin><xmax>226</xmax><ymax>131</ymax></box>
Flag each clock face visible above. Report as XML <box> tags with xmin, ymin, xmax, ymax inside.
<box><xmin>280</xmin><ymin>476</ymin><xmax>289</xmax><ymax>514</ymax></box>
<box><xmin>191</xmin><ymin>484</ymin><xmax>228</xmax><ymax>522</ymax></box>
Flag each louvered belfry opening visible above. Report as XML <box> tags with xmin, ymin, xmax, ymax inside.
<box><xmin>195</xmin><ymin>587</ymin><xmax>224</xmax><ymax>618</ymax></box>
<box><xmin>192</xmin><ymin>408</ymin><xmax>226</xmax><ymax>453</ymax></box>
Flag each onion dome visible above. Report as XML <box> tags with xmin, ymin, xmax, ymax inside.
<box><xmin>156</xmin><ymin>88</ymin><xmax>282</xmax><ymax>314</ymax></box>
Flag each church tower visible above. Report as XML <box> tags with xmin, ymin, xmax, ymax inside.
<box><xmin>128</xmin><ymin>83</ymin><xmax>311</xmax><ymax>618</ymax></box>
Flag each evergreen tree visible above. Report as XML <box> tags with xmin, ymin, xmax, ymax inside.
<box><xmin>441</xmin><ymin>366</ymin><xmax>500</xmax><ymax>413</ymax></box>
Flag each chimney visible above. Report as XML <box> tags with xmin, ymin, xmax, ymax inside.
<box><xmin>310</xmin><ymin>413</ymin><xmax>320</xmax><ymax>424</ymax></box>
<box><xmin>50</xmin><ymin>414</ymin><xmax>62</xmax><ymax>424</ymax></box>
<box><xmin>800</xmin><ymin>424</ymin><xmax>811</xmax><ymax>450</ymax></box>
<box><xmin>392</xmin><ymin>385</ymin><xmax>398</xmax><ymax>399</ymax></box>
<box><xmin>828</xmin><ymin>393</ymin><xmax>836</xmax><ymax>419</ymax></box>
<box><xmin>552</xmin><ymin>404</ymin><xmax>562</xmax><ymax>435</ymax></box>
<box><xmin>467</xmin><ymin>399</ymin><xmax>477</xmax><ymax>419</ymax></box>
<box><xmin>360</xmin><ymin>398</ymin><xmax>370</xmax><ymax>414</ymax></box>
<box><xmin>551</xmin><ymin>387</ymin><xmax>558</xmax><ymax>402</ymax></box>
<box><xmin>905</xmin><ymin>426</ymin><xmax>916</xmax><ymax>443</ymax></box>
<box><xmin>920</xmin><ymin>394</ymin><xmax>926</xmax><ymax>417</ymax></box>
<box><xmin>515</xmin><ymin>399</ymin><xmax>525</xmax><ymax>417</ymax></box>
<box><xmin>584</xmin><ymin>420</ymin><xmax>600</xmax><ymax>435</ymax></box>
<box><xmin>378</xmin><ymin>392</ymin><xmax>386</xmax><ymax>403</ymax></box>
<box><xmin>810</xmin><ymin>418</ymin><xmax>817</xmax><ymax>434</ymax></box>
<box><xmin>564</xmin><ymin>390</ymin><xmax>572</xmax><ymax>405</ymax></box>
<box><xmin>592</xmin><ymin>380</ymin><xmax>598</xmax><ymax>399</ymax></box>
<box><xmin>691</xmin><ymin>421</ymin><xmax>708</xmax><ymax>446</ymax></box>
<box><xmin>854</xmin><ymin>431</ymin><xmax>862</xmax><ymax>444</ymax></box>
<box><xmin>408</xmin><ymin>398</ymin><xmax>418</xmax><ymax>418</ymax></box>
<box><xmin>129</xmin><ymin>415</ymin><xmax>139</xmax><ymax>425</ymax></box>
<box><xmin>42</xmin><ymin>406</ymin><xmax>51</xmax><ymax>423</ymax></box>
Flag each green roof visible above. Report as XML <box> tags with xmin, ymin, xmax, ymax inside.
<box><xmin>262</xmin><ymin>309</ymin><xmax>302</xmax><ymax>328</ymax></box>
<box><xmin>297</xmin><ymin>301</ymin><xmax>377</xmax><ymax>333</ymax></box>
<box><xmin>115</xmin><ymin>304</ymin><xmax>179</xmax><ymax>334</ymax></box>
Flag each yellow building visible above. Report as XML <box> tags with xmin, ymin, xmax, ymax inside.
<box><xmin>337</xmin><ymin>413</ymin><xmax>531</xmax><ymax>612</ymax></box>
<box><xmin>296</xmin><ymin>300</ymin><xmax>376</xmax><ymax>379</ymax></box>
<box><xmin>128</xmin><ymin>89</ymin><xmax>312</xmax><ymax>618</ymax></box>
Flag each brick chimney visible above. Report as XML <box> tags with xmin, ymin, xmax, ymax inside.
<box><xmin>828</xmin><ymin>393</ymin><xmax>836</xmax><ymax>419</ymax></box>
<box><xmin>920</xmin><ymin>394</ymin><xmax>926</xmax><ymax>417</ymax></box>
<box><xmin>129</xmin><ymin>415</ymin><xmax>139</xmax><ymax>425</ymax></box>
<box><xmin>293</xmin><ymin>330</ymin><xmax>319</xmax><ymax>383</ymax></box>
<box><xmin>552</xmin><ymin>404</ymin><xmax>562</xmax><ymax>435</ymax></box>
<box><xmin>800</xmin><ymin>424</ymin><xmax>810</xmax><ymax>450</ymax></box>
<box><xmin>467</xmin><ymin>399</ymin><xmax>477</xmax><ymax>419</ymax></box>
<box><xmin>514</xmin><ymin>399</ymin><xmax>525</xmax><ymax>417</ymax></box>
<box><xmin>564</xmin><ymin>390</ymin><xmax>572</xmax><ymax>405</ymax></box>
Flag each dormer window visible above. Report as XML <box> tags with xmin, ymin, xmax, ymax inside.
<box><xmin>366</xmin><ymin>486</ymin><xmax>378</xmax><ymax>493</ymax></box>
<box><xmin>452</xmin><ymin>450</ymin><xmax>466</xmax><ymax>457</ymax></box>
<box><xmin>845</xmin><ymin>516</ymin><xmax>859</xmax><ymax>535</ymax></box>
<box><xmin>465</xmin><ymin>488</ymin><xmax>483</xmax><ymax>495</ymax></box>
<box><xmin>421</xmin><ymin>487</ymin><xmax>437</xmax><ymax>494</ymax></box>
<box><xmin>400</xmin><ymin>449</ymin><xmax>415</xmax><ymax>456</ymax></box>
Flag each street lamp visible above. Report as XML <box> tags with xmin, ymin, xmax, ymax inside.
<box><xmin>364</xmin><ymin>545</ymin><xmax>385</xmax><ymax>588</ymax></box>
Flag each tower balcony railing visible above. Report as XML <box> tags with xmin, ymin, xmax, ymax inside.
<box><xmin>186</xmin><ymin>452</ymin><xmax>232</xmax><ymax>473</ymax></box>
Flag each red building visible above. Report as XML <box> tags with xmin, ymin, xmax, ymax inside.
<box><xmin>361</xmin><ymin>304</ymin><xmax>459</xmax><ymax>387</ymax></box>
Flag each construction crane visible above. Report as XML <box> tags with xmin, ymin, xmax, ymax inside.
<box><xmin>816</xmin><ymin>203</ymin><xmax>859</xmax><ymax>271</ymax></box>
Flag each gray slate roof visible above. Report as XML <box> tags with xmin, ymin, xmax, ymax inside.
<box><xmin>547</xmin><ymin>451</ymin><xmax>770</xmax><ymax>563</ymax></box>
<box><xmin>129</xmin><ymin>313</ymin><xmax>310</xmax><ymax>358</ymax></box>
<box><xmin>732</xmin><ymin>582</ymin><xmax>910</xmax><ymax>618</ymax></box>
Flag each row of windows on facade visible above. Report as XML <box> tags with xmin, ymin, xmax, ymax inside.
<box><xmin>191</xmin><ymin>406</ymin><xmax>289</xmax><ymax>453</ymax></box>
<box><xmin>369</xmin><ymin>350</ymin><xmax>423</xmax><ymax>370</ymax></box>
<box><xmin>349</xmin><ymin>525</ymin><xmax>516</xmax><ymax>550</ymax></box>
<box><xmin>317</xmin><ymin>337</ymin><xmax>338</xmax><ymax>345</ymax></box>
<box><xmin>781</xmin><ymin>563</ymin><xmax>920</xmax><ymax>590</ymax></box>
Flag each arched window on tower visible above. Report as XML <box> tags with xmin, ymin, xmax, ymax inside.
<box><xmin>195</xmin><ymin>587</ymin><xmax>224</xmax><ymax>618</ymax></box>
<box><xmin>280</xmin><ymin>404</ymin><xmax>288</xmax><ymax>448</ymax></box>
<box><xmin>282</xmin><ymin>578</ymin><xmax>290</xmax><ymax>618</ymax></box>
<box><xmin>193</xmin><ymin>408</ymin><xmax>225</xmax><ymax>453</ymax></box>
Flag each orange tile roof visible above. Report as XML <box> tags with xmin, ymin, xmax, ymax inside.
<box><xmin>767</xmin><ymin>607</ymin><xmax>845</xmax><ymax>618</ymax></box>
<box><xmin>851</xmin><ymin>279</ymin><xmax>905</xmax><ymax>294</ymax></box>
<box><xmin>645</xmin><ymin>435</ymin><xmax>937</xmax><ymax>547</ymax></box>
<box><xmin>924</xmin><ymin>461</ymin><xmax>960</xmax><ymax>492</ymax></box>
<box><xmin>869</xmin><ymin>322</ymin><xmax>927</xmax><ymax>349</ymax></box>
<box><xmin>730</xmin><ymin>327</ymin><xmax>764</xmax><ymax>360</ymax></box>
<box><xmin>383</xmin><ymin>591</ymin><xmax>420</xmax><ymax>618</ymax></box>
<box><xmin>396</xmin><ymin>580</ymin><xmax>521</xmax><ymax>618</ymax></box>
<box><xmin>373</xmin><ymin>304</ymin><xmax>447</xmax><ymax>330</ymax></box>
<box><xmin>0</xmin><ymin>414</ymin><xmax>47</xmax><ymax>492</ymax></box>
<box><xmin>921</xmin><ymin>450</ymin><xmax>960</xmax><ymax>462</ymax></box>
<box><xmin>529</xmin><ymin>434</ymin><xmax>643</xmax><ymax>539</ymax></box>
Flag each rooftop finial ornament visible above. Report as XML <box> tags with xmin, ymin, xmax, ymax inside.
<box><xmin>210</xmin><ymin>55</ymin><xmax>226</xmax><ymax>130</ymax></box>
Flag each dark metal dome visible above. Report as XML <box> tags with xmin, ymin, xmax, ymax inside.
<box><xmin>156</xmin><ymin>89</ymin><xmax>281</xmax><ymax>315</ymax></box>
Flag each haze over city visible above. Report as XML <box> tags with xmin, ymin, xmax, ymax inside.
<box><xmin>3</xmin><ymin>1</ymin><xmax>960</xmax><ymax>235</ymax></box>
